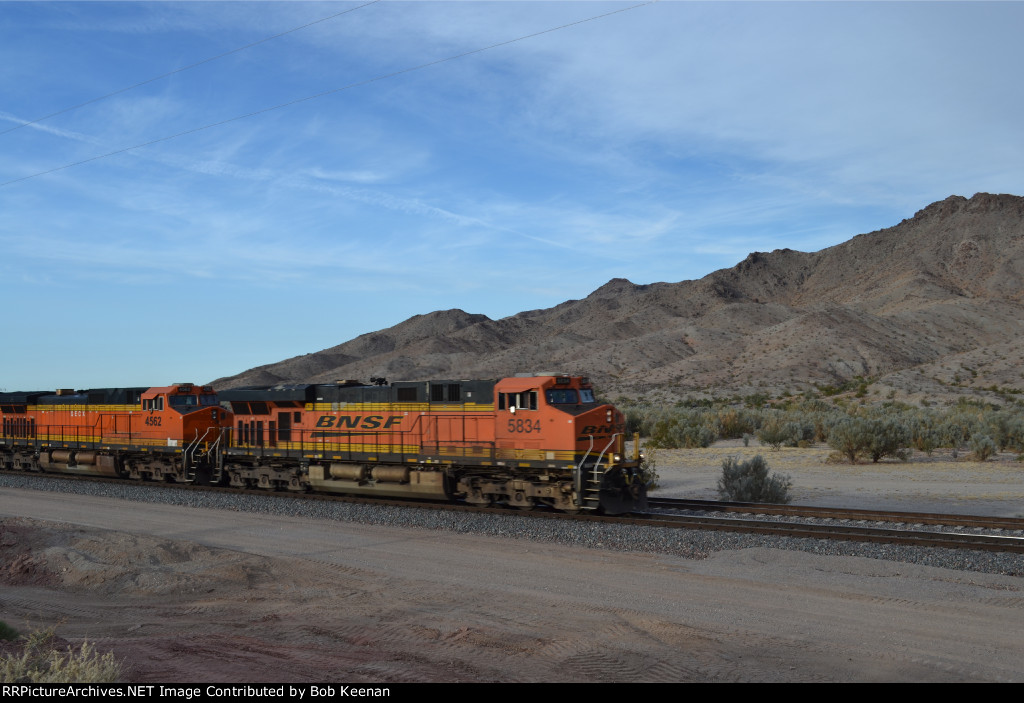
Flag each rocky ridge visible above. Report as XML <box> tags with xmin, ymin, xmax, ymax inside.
<box><xmin>213</xmin><ymin>193</ymin><xmax>1024</xmax><ymax>404</ymax></box>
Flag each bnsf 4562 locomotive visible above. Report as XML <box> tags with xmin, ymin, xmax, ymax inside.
<box><xmin>0</xmin><ymin>374</ymin><xmax>647</xmax><ymax>514</ymax></box>
<box><xmin>0</xmin><ymin>384</ymin><xmax>225</xmax><ymax>483</ymax></box>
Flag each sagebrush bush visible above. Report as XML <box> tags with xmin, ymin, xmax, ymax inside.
<box><xmin>0</xmin><ymin>621</ymin><xmax>19</xmax><ymax>641</ymax></box>
<box><xmin>826</xmin><ymin>417</ymin><xmax>871</xmax><ymax>463</ymax></box>
<box><xmin>717</xmin><ymin>455</ymin><xmax>792</xmax><ymax>503</ymax></box>
<box><xmin>647</xmin><ymin>414</ymin><xmax>715</xmax><ymax>448</ymax></box>
<box><xmin>713</xmin><ymin>408</ymin><xmax>757</xmax><ymax>439</ymax></box>
<box><xmin>0</xmin><ymin>628</ymin><xmax>123</xmax><ymax>683</ymax></box>
<box><xmin>866</xmin><ymin>417</ymin><xmax>911</xmax><ymax>463</ymax></box>
<box><xmin>756</xmin><ymin>418</ymin><xmax>789</xmax><ymax>450</ymax></box>
<box><xmin>971</xmin><ymin>435</ymin><xmax>997</xmax><ymax>462</ymax></box>
<box><xmin>637</xmin><ymin>446</ymin><xmax>660</xmax><ymax>489</ymax></box>
<box><xmin>617</xmin><ymin>397</ymin><xmax>1024</xmax><ymax>461</ymax></box>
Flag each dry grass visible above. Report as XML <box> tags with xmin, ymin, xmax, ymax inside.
<box><xmin>0</xmin><ymin>627</ymin><xmax>123</xmax><ymax>683</ymax></box>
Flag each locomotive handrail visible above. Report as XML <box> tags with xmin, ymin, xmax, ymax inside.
<box><xmin>589</xmin><ymin>433</ymin><xmax>621</xmax><ymax>500</ymax></box>
<box><xmin>575</xmin><ymin>434</ymin><xmax>595</xmax><ymax>472</ymax></box>
<box><xmin>574</xmin><ymin>434</ymin><xmax>595</xmax><ymax>505</ymax></box>
<box><xmin>207</xmin><ymin>427</ymin><xmax>224</xmax><ymax>460</ymax></box>
<box><xmin>185</xmin><ymin>426</ymin><xmax>214</xmax><ymax>467</ymax></box>
<box><xmin>594</xmin><ymin>434</ymin><xmax>620</xmax><ymax>471</ymax></box>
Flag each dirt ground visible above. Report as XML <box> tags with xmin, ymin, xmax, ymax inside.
<box><xmin>2</xmin><ymin>445</ymin><xmax>1024</xmax><ymax>683</ymax></box>
<box><xmin>651</xmin><ymin>442</ymin><xmax>1024</xmax><ymax>517</ymax></box>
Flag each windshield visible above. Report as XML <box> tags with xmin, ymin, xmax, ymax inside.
<box><xmin>169</xmin><ymin>394</ymin><xmax>219</xmax><ymax>410</ymax></box>
<box><xmin>546</xmin><ymin>389</ymin><xmax>579</xmax><ymax>404</ymax></box>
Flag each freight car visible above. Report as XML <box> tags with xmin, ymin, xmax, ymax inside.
<box><xmin>0</xmin><ymin>374</ymin><xmax>647</xmax><ymax>514</ymax></box>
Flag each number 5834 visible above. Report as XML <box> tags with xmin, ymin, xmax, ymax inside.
<box><xmin>507</xmin><ymin>418</ymin><xmax>541</xmax><ymax>434</ymax></box>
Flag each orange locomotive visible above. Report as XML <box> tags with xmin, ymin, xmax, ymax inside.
<box><xmin>221</xmin><ymin>374</ymin><xmax>647</xmax><ymax>513</ymax></box>
<box><xmin>1</xmin><ymin>374</ymin><xmax>647</xmax><ymax>514</ymax></box>
<box><xmin>0</xmin><ymin>384</ymin><xmax>226</xmax><ymax>482</ymax></box>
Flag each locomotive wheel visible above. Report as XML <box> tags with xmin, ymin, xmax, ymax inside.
<box><xmin>507</xmin><ymin>491</ymin><xmax>536</xmax><ymax>510</ymax></box>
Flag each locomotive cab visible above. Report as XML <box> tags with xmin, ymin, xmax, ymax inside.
<box><xmin>494</xmin><ymin>374</ymin><xmax>647</xmax><ymax>513</ymax></box>
<box><xmin>140</xmin><ymin>385</ymin><xmax>224</xmax><ymax>441</ymax></box>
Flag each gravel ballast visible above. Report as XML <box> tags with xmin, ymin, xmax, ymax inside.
<box><xmin>2</xmin><ymin>472</ymin><xmax>1022</xmax><ymax>577</ymax></box>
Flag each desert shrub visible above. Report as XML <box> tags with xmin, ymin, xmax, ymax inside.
<box><xmin>1005</xmin><ymin>417</ymin><xmax>1024</xmax><ymax>453</ymax></box>
<box><xmin>717</xmin><ymin>455</ymin><xmax>792</xmax><ymax>503</ymax></box>
<box><xmin>981</xmin><ymin>411</ymin><xmax>1024</xmax><ymax>452</ymax></box>
<box><xmin>827</xmin><ymin>417</ymin><xmax>872</xmax><ymax>463</ymax></box>
<box><xmin>664</xmin><ymin>424</ymin><xmax>715</xmax><ymax>449</ymax></box>
<box><xmin>624</xmin><ymin>407</ymin><xmax>645</xmax><ymax>437</ymax></box>
<box><xmin>983</xmin><ymin>411</ymin><xmax>1013</xmax><ymax>451</ymax></box>
<box><xmin>0</xmin><ymin>628</ymin><xmax>123</xmax><ymax>683</ymax></box>
<box><xmin>617</xmin><ymin>397</ymin><xmax>1024</xmax><ymax>462</ymax></box>
<box><xmin>970</xmin><ymin>435</ymin><xmax>998</xmax><ymax>462</ymax></box>
<box><xmin>743</xmin><ymin>393</ymin><xmax>768</xmax><ymax>409</ymax></box>
<box><xmin>637</xmin><ymin>446</ymin><xmax>660</xmax><ymax>489</ymax></box>
<box><xmin>756</xmin><ymin>418</ymin><xmax>789</xmax><ymax>450</ymax></box>
<box><xmin>782</xmin><ymin>419</ymin><xmax>816</xmax><ymax>447</ymax></box>
<box><xmin>865</xmin><ymin>417</ymin><xmax>911</xmax><ymax>463</ymax></box>
<box><xmin>713</xmin><ymin>408</ymin><xmax>757</xmax><ymax>439</ymax></box>
<box><xmin>906</xmin><ymin>412</ymin><xmax>940</xmax><ymax>455</ymax></box>
<box><xmin>647</xmin><ymin>409</ymin><xmax>716</xmax><ymax>448</ymax></box>
<box><xmin>939</xmin><ymin>421</ymin><xmax>970</xmax><ymax>457</ymax></box>
<box><xmin>0</xmin><ymin>621</ymin><xmax>19</xmax><ymax>641</ymax></box>
<box><xmin>912</xmin><ymin>429</ymin><xmax>939</xmax><ymax>455</ymax></box>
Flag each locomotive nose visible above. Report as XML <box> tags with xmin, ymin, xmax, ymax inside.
<box><xmin>574</xmin><ymin>406</ymin><xmax>618</xmax><ymax>439</ymax></box>
<box><xmin>572</xmin><ymin>404</ymin><xmax>646</xmax><ymax>515</ymax></box>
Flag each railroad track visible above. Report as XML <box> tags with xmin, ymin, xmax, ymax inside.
<box><xmin>646</xmin><ymin>496</ymin><xmax>1024</xmax><ymax>531</ymax></box>
<box><xmin>624</xmin><ymin>507</ymin><xmax>1024</xmax><ymax>554</ymax></box>
<box><xmin>4</xmin><ymin>470</ymin><xmax>1024</xmax><ymax>554</ymax></box>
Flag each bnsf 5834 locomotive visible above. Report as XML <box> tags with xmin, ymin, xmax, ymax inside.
<box><xmin>0</xmin><ymin>374</ymin><xmax>647</xmax><ymax>514</ymax></box>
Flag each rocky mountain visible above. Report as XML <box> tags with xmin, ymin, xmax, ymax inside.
<box><xmin>213</xmin><ymin>193</ymin><xmax>1024</xmax><ymax>405</ymax></box>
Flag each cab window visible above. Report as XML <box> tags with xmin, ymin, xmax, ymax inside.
<box><xmin>498</xmin><ymin>391</ymin><xmax>537</xmax><ymax>411</ymax></box>
<box><xmin>546</xmin><ymin>389</ymin><xmax>579</xmax><ymax>404</ymax></box>
<box><xmin>170</xmin><ymin>395</ymin><xmax>199</xmax><ymax>409</ymax></box>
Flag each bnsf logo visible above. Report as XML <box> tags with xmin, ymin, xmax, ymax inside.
<box><xmin>578</xmin><ymin>425</ymin><xmax>615</xmax><ymax>436</ymax></box>
<box><xmin>315</xmin><ymin>415</ymin><xmax>402</xmax><ymax>429</ymax></box>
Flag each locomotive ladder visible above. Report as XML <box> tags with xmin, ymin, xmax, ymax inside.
<box><xmin>576</xmin><ymin>435</ymin><xmax>602</xmax><ymax>511</ymax></box>
<box><xmin>583</xmin><ymin>474</ymin><xmax>602</xmax><ymax>510</ymax></box>
<box><xmin>580</xmin><ymin>435</ymin><xmax>622</xmax><ymax>511</ymax></box>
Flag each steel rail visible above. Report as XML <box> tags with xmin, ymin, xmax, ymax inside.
<box><xmin>646</xmin><ymin>497</ymin><xmax>1024</xmax><ymax>531</ymax></box>
<box><xmin>3</xmin><ymin>470</ymin><xmax>1023</xmax><ymax>554</ymax></box>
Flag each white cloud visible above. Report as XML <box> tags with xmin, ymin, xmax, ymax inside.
<box><xmin>3</xmin><ymin>1</ymin><xmax>1023</xmax><ymax>387</ymax></box>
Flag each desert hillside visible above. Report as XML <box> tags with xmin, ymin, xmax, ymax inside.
<box><xmin>213</xmin><ymin>193</ymin><xmax>1024</xmax><ymax>405</ymax></box>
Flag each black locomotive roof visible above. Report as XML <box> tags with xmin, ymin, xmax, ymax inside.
<box><xmin>0</xmin><ymin>388</ymin><xmax>146</xmax><ymax>405</ymax></box>
<box><xmin>33</xmin><ymin>388</ymin><xmax>147</xmax><ymax>405</ymax></box>
<box><xmin>0</xmin><ymin>391</ymin><xmax>52</xmax><ymax>404</ymax></box>
<box><xmin>218</xmin><ymin>379</ymin><xmax>495</xmax><ymax>405</ymax></box>
<box><xmin>217</xmin><ymin>385</ymin><xmax>320</xmax><ymax>403</ymax></box>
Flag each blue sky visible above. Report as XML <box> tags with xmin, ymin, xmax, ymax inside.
<box><xmin>2</xmin><ymin>1</ymin><xmax>1023</xmax><ymax>390</ymax></box>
